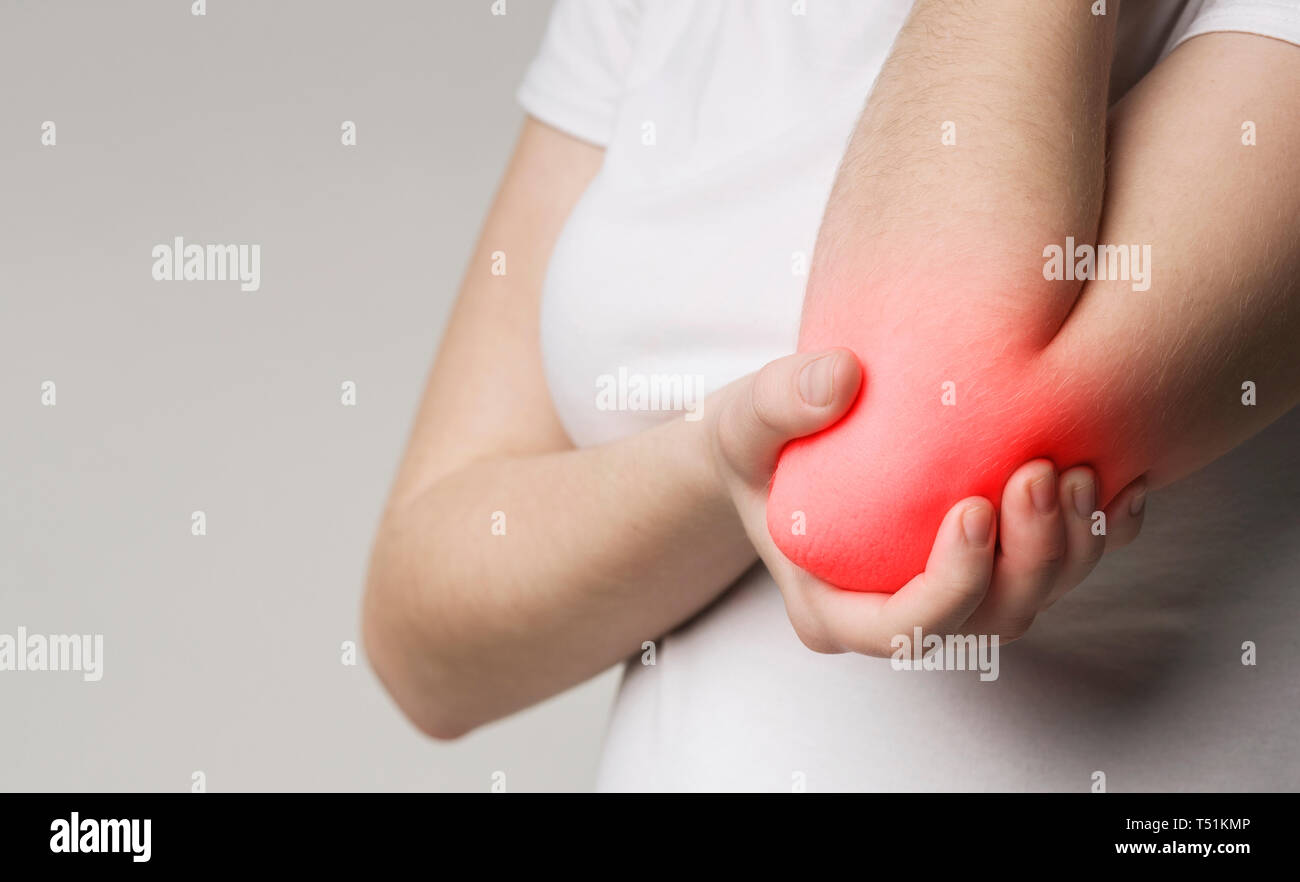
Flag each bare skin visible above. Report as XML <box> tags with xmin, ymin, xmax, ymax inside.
<box><xmin>364</xmin><ymin>15</ymin><xmax>1300</xmax><ymax>738</ymax></box>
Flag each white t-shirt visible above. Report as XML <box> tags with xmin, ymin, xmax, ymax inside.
<box><xmin>518</xmin><ymin>0</ymin><xmax>1300</xmax><ymax>791</ymax></box>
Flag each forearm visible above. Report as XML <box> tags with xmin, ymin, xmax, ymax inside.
<box><xmin>364</xmin><ymin>414</ymin><xmax>751</xmax><ymax>738</ymax></box>
<box><xmin>1048</xmin><ymin>33</ymin><xmax>1300</xmax><ymax>489</ymax></box>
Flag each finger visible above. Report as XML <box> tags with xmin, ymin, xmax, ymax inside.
<box><xmin>716</xmin><ymin>348</ymin><xmax>861</xmax><ymax>485</ymax></box>
<box><xmin>961</xmin><ymin>460</ymin><xmax>1064</xmax><ymax>641</ymax></box>
<box><xmin>1044</xmin><ymin>466</ymin><xmax>1107</xmax><ymax>607</ymax></box>
<box><xmin>801</xmin><ymin>497</ymin><xmax>996</xmax><ymax>656</ymax></box>
<box><xmin>1100</xmin><ymin>475</ymin><xmax>1148</xmax><ymax>550</ymax></box>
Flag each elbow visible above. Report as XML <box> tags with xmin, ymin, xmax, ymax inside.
<box><xmin>406</xmin><ymin>704</ymin><xmax>477</xmax><ymax>743</ymax></box>
<box><xmin>361</xmin><ymin>529</ymin><xmax>481</xmax><ymax>742</ymax></box>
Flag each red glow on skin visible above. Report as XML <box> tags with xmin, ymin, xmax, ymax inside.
<box><xmin>768</xmin><ymin>268</ymin><xmax>1156</xmax><ymax>594</ymax></box>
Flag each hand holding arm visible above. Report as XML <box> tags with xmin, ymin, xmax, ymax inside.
<box><xmin>770</xmin><ymin>7</ymin><xmax>1300</xmax><ymax>596</ymax></box>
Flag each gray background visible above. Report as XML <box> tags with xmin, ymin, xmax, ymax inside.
<box><xmin>0</xmin><ymin>0</ymin><xmax>621</xmax><ymax>792</ymax></box>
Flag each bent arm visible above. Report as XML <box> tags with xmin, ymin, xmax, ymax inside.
<box><xmin>364</xmin><ymin>119</ymin><xmax>751</xmax><ymax>739</ymax></box>
<box><xmin>816</xmin><ymin>7</ymin><xmax>1300</xmax><ymax>484</ymax></box>
<box><xmin>777</xmin><ymin>5</ymin><xmax>1299</xmax><ymax>592</ymax></box>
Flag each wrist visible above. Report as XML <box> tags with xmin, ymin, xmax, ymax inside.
<box><xmin>670</xmin><ymin>404</ymin><xmax>735</xmax><ymax>515</ymax></box>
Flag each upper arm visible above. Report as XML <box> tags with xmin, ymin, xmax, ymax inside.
<box><xmin>387</xmin><ymin>117</ymin><xmax>604</xmax><ymax>510</ymax></box>
<box><xmin>1051</xmin><ymin>31</ymin><xmax>1300</xmax><ymax>486</ymax></box>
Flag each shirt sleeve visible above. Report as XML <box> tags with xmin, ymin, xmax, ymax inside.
<box><xmin>516</xmin><ymin>0</ymin><xmax>640</xmax><ymax>148</ymax></box>
<box><xmin>1170</xmin><ymin>0</ymin><xmax>1300</xmax><ymax>51</ymax></box>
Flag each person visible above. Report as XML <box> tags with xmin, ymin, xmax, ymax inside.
<box><xmin>363</xmin><ymin>0</ymin><xmax>1300</xmax><ymax>791</ymax></box>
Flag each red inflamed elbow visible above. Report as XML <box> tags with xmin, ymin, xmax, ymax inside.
<box><xmin>767</xmin><ymin>267</ymin><xmax>1156</xmax><ymax>593</ymax></box>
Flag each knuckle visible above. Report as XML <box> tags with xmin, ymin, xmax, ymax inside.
<box><xmin>788</xmin><ymin>614</ymin><xmax>839</xmax><ymax>655</ymax></box>
<box><xmin>929</xmin><ymin>570</ymin><xmax>989</xmax><ymax>609</ymax></box>
<box><xmin>1112</xmin><ymin>516</ymin><xmax>1144</xmax><ymax>547</ymax></box>
<box><xmin>713</xmin><ymin>400</ymin><xmax>748</xmax><ymax>467</ymax></box>
<box><xmin>796</xmin><ymin>631</ymin><xmax>840</xmax><ymax>655</ymax></box>
<box><xmin>997</xmin><ymin>613</ymin><xmax>1037</xmax><ymax>643</ymax></box>
<box><xmin>747</xmin><ymin>372</ymin><xmax>787</xmax><ymax>435</ymax></box>
<box><xmin>1074</xmin><ymin>536</ymin><xmax>1106</xmax><ymax>569</ymax></box>
<box><xmin>858</xmin><ymin>634</ymin><xmax>896</xmax><ymax>658</ymax></box>
<box><xmin>1038</xmin><ymin>530</ymin><xmax>1069</xmax><ymax>565</ymax></box>
<box><xmin>1011</xmin><ymin>537</ymin><xmax>1067</xmax><ymax>584</ymax></box>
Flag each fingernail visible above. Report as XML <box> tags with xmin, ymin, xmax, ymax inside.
<box><xmin>962</xmin><ymin>505</ymin><xmax>992</xmax><ymax>545</ymax></box>
<box><xmin>1071</xmin><ymin>477</ymin><xmax>1095</xmax><ymax>519</ymax></box>
<box><xmin>1129</xmin><ymin>487</ymin><xmax>1147</xmax><ymax>516</ymax></box>
<box><xmin>798</xmin><ymin>354</ymin><xmax>836</xmax><ymax>407</ymax></box>
<box><xmin>1029</xmin><ymin>469</ymin><xmax>1056</xmax><ymax>515</ymax></box>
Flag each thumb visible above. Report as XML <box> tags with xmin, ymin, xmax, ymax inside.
<box><xmin>717</xmin><ymin>348</ymin><xmax>862</xmax><ymax>485</ymax></box>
